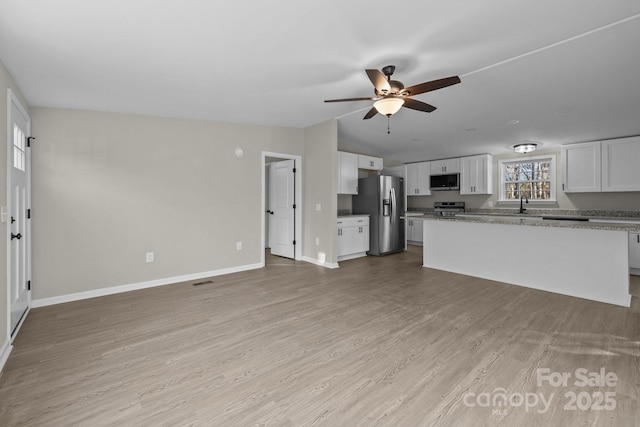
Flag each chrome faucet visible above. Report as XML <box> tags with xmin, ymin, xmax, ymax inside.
<box><xmin>519</xmin><ymin>195</ymin><xmax>529</xmax><ymax>214</ymax></box>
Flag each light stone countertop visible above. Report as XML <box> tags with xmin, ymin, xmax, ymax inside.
<box><xmin>418</xmin><ymin>213</ymin><xmax>640</xmax><ymax>232</ymax></box>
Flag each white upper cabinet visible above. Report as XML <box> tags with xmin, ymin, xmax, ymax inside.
<box><xmin>460</xmin><ymin>154</ymin><xmax>493</xmax><ymax>195</ymax></box>
<box><xmin>602</xmin><ymin>136</ymin><xmax>640</xmax><ymax>192</ymax></box>
<box><xmin>561</xmin><ymin>141</ymin><xmax>602</xmax><ymax>192</ymax></box>
<box><xmin>430</xmin><ymin>158</ymin><xmax>460</xmax><ymax>174</ymax></box>
<box><xmin>337</xmin><ymin>151</ymin><xmax>358</xmax><ymax>194</ymax></box>
<box><xmin>358</xmin><ymin>154</ymin><xmax>383</xmax><ymax>170</ymax></box>
<box><xmin>406</xmin><ymin>162</ymin><xmax>431</xmax><ymax>196</ymax></box>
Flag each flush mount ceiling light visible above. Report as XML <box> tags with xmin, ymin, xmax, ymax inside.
<box><xmin>513</xmin><ymin>143</ymin><xmax>538</xmax><ymax>154</ymax></box>
<box><xmin>373</xmin><ymin>97</ymin><xmax>405</xmax><ymax>116</ymax></box>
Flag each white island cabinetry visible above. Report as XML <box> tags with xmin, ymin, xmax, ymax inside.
<box><xmin>630</xmin><ymin>233</ymin><xmax>640</xmax><ymax>270</ymax></box>
<box><xmin>422</xmin><ymin>218</ymin><xmax>631</xmax><ymax>307</ymax></box>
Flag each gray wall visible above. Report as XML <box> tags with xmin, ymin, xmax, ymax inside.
<box><xmin>1</xmin><ymin>61</ymin><xmax>30</xmax><ymax>352</ymax></box>
<box><xmin>303</xmin><ymin>120</ymin><xmax>338</xmax><ymax>264</ymax></box>
<box><xmin>30</xmin><ymin>108</ymin><xmax>337</xmax><ymax>299</ymax></box>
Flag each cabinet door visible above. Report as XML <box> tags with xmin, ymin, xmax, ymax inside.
<box><xmin>412</xmin><ymin>219</ymin><xmax>423</xmax><ymax>243</ymax></box>
<box><xmin>444</xmin><ymin>158</ymin><xmax>460</xmax><ymax>174</ymax></box>
<box><xmin>337</xmin><ymin>225</ymin><xmax>356</xmax><ymax>256</ymax></box>
<box><xmin>602</xmin><ymin>137</ymin><xmax>640</xmax><ymax>192</ymax></box>
<box><xmin>337</xmin><ymin>151</ymin><xmax>358</xmax><ymax>194</ymax></box>
<box><xmin>355</xmin><ymin>225</ymin><xmax>370</xmax><ymax>253</ymax></box>
<box><xmin>417</xmin><ymin>162</ymin><xmax>431</xmax><ymax>195</ymax></box>
<box><xmin>561</xmin><ymin>142</ymin><xmax>602</xmax><ymax>192</ymax></box>
<box><xmin>358</xmin><ymin>154</ymin><xmax>383</xmax><ymax>170</ymax></box>
<box><xmin>406</xmin><ymin>164</ymin><xmax>419</xmax><ymax>195</ymax></box>
<box><xmin>337</xmin><ymin>225</ymin><xmax>347</xmax><ymax>256</ymax></box>
<box><xmin>460</xmin><ymin>155</ymin><xmax>493</xmax><ymax>195</ymax></box>
<box><xmin>431</xmin><ymin>158</ymin><xmax>460</xmax><ymax>174</ymax></box>
<box><xmin>630</xmin><ymin>233</ymin><xmax>640</xmax><ymax>269</ymax></box>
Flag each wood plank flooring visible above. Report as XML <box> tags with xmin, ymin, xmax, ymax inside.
<box><xmin>1</xmin><ymin>247</ymin><xmax>639</xmax><ymax>426</ymax></box>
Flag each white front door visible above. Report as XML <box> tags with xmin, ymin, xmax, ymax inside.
<box><xmin>269</xmin><ymin>159</ymin><xmax>295</xmax><ymax>259</ymax></box>
<box><xmin>8</xmin><ymin>91</ymin><xmax>31</xmax><ymax>336</ymax></box>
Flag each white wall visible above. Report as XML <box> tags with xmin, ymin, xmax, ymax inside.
<box><xmin>30</xmin><ymin>108</ymin><xmax>337</xmax><ymax>300</ymax></box>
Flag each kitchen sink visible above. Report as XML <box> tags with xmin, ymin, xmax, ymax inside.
<box><xmin>542</xmin><ymin>216</ymin><xmax>589</xmax><ymax>221</ymax></box>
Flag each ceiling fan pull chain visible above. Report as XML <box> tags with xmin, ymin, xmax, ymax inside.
<box><xmin>387</xmin><ymin>116</ymin><xmax>391</xmax><ymax>134</ymax></box>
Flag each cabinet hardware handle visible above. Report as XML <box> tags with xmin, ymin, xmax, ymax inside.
<box><xmin>11</xmin><ymin>233</ymin><xmax>22</xmax><ymax>240</ymax></box>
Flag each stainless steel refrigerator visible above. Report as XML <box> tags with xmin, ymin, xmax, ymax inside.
<box><xmin>352</xmin><ymin>175</ymin><xmax>405</xmax><ymax>256</ymax></box>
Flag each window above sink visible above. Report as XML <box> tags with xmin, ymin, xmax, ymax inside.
<box><xmin>498</xmin><ymin>154</ymin><xmax>557</xmax><ymax>203</ymax></box>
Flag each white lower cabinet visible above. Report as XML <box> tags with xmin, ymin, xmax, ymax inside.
<box><xmin>630</xmin><ymin>233</ymin><xmax>640</xmax><ymax>270</ymax></box>
<box><xmin>337</xmin><ymin>216</ymin><xmax>370</xmax><ymax>261</ymax></box>
<box><xmin>407</xmin><ymin>218</ymin><xmax>423</xmax><ymax>245</ymax></box>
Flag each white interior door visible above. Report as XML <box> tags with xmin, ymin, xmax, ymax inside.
<box><xmin>269</xmin><ymin>159</ymin><xmax>295</xmax><ymax>258</ymax></box>
<box><xmin>8</xmin><ymin>92</ymin><xmax>31</xmax><ymax>336</ymax></box>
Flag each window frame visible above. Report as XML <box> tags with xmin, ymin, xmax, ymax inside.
<box><xmin>498</xmin><ymin>154</ymin><xmax>557</xmax><ymax>203</ymax></box>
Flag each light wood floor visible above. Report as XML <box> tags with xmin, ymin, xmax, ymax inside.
<box><xmin>1</xmin><ymin>247</ymin><xmax>639</xmax><ymax>426</ymax></box>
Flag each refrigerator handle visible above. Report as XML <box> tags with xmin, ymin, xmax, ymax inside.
<box><xmin>390</xmin><ymin>187</ymin><xmax>396</xmax><ymax>224</ymax></box>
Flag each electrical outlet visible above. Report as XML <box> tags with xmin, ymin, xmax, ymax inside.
<box><xmin>315</xmin><ymin>203</ymin><xmax>321</xmax><ymax>211</ymax></box>
<box><xmin>316</xmin><ymin>237</ymin><xmax>320</xmax><ymax>246</ymax></box>
<box><xmin>236</xmin><ymin>241</ymin><xmax>243</xmax><ymax>251</ymax></box>
<box><xmin>146</xmin><ymin>252</ymin><xmax>154</xmax><ymax>263</ymax></box>
<box><xmin>488</xmin><ymin>201</ymin><xmax>494</xmax><ymax>208</ymax></box>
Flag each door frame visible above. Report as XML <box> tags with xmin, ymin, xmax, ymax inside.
<box><xmin>261</xmin><ymin>151</ymin><xmax>302</xmax><ymax>265</ymax></box>
<box><xmin>6</xmin><ymin>88</ymin><xmax>32</xmax><ymax>341</ymax></box>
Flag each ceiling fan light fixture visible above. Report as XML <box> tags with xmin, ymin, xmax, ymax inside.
<box><xmin>373</xmin><ymin>97</ymin><xmax>405</xmax><ymax>116</ymax></box>
<box><xmin>513</xmin><ymin>143</ymin><xmax>538</xmax><ymax>154</ymax></box>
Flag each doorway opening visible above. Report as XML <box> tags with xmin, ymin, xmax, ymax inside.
<box><xmin>261</xmin><ymin>152</ymin><xmax>302</xmax><ymax>266</ymax></box>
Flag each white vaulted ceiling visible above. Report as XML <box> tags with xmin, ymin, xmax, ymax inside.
<box><xmin>1</xmin><ymin>0</ymin><xmax>639</xmax><ymax>163</ymax></box>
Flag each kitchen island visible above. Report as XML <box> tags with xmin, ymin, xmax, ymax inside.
<box><xmin>419</xmin><ymin>215</ymin><xmax>640</xmax><ymax>307</ymax></box>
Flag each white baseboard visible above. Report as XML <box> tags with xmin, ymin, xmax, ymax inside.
<box><xmin>301</xmin><ymin>256</ymin><xmax>339</xmax><ymax>269</ymax></box>
<box><xmin>631</xmin><ymin>268</ymin><xmax>640</xmax><ymax>276</ymax></box>
<box><xmin>0</xmin><ymin>339</ymin><xmax>12</xmax><ymax>374</ymax></box>
<box><xmin>32</xmin><ymin>262</ymin><xmax>263</xmax><ymax>308</ymax></box>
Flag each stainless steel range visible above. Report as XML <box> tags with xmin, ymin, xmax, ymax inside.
<box><xmin>434</xmin><ymin>201</ymin><xmax>465</xmax><ymax>216</ymax></box>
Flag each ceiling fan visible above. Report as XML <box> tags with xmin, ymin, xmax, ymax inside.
<box><xmin>325</xmin><ymin>65</ymin><xmax>461</xmax><ymax>121</ymax></box>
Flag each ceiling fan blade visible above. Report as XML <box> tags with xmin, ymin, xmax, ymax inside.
<box><xmin>363</xmin><ymin>107</ymin><xmax>378</xmax><ymax>120</ymax></box>
<box><xmin>403</xmin><ymin>98</ymin><xmax>437</xmax><ymax>113</ymax></box>
<box><xmin>324</xmin><ymin>97</ymin><xmax>375</xmax><ymax>103</ymax></box>
<box><xmin>403</xmin><ymin>76</ymin><xmax>461</xmax><ymax>96</ymax></box>
<box><xmin>366</xmin><ymin>69</ymin><xmax>391</xmax><ymax>93</ymax></box>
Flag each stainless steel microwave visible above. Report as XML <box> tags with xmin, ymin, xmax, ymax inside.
<box><xmin>430</xmin><ymin>173</ymin><xmax>460</xmax><ymax>191</ymax></box>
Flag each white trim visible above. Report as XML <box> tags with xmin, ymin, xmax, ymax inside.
<box><xmin>261</xmin><ymin>151</ymin><xmax>303</xmax><ymax>266</ymax></box>
<box><xmin>498</xmin><ymin>154</ymin><xmax>557</xmax><ymax>202</ymax></box>
<box><xmin>31</xmin><ymin>262</ymin><xmax>263</xmax><ymax>308</ymax></box>
<box><xmin>301</xmin><ymin>256</ymin><xmax>339</xmax><ymax>269</ymax></box>
<box><xmin>0</xmin><ymin>339</ymin><xmax>12</xmax><ymax>373</ymax></box>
